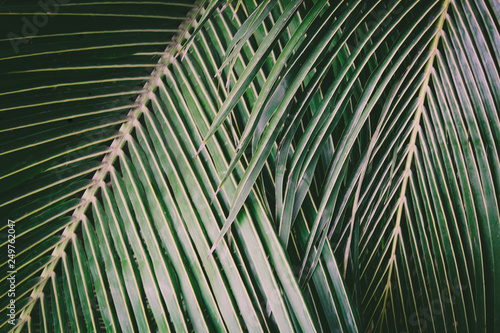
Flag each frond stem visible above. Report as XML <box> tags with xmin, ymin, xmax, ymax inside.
<box><xmin>379</xmin><ymin>0</ymin><xmax>450</xmax><ymax>326</ymax></box>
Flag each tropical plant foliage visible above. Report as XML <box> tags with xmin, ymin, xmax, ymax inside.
<box><xmin>0</xmin><ymin>0</ymin><xmax>499</xmax><ymax>332</ymax></box>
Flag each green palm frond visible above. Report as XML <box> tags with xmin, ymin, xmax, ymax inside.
<box><xmin>0</xmin><ymin>0</ymin><xmax>498</xmax><ymax>332</ymax></box>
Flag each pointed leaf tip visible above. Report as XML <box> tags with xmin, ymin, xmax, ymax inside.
<box><xmin>208</xmin><ymin>243</ymin><xmax>218</xmax><ymax>257</ymax></box>
<box><xmin>181</xmin><ymin>49</ymin><xmax>188</xmax><ymax>61</ymax></box>
<box><xmin>194</xmin><ymin>142</ymin><xmax>206</xmax><ymax>158</ymax></box>
<box><xmin>215</xmin><ymin>65</ymin><xmax>224</xmax><ymax>78</ymax></box>
<box><xmin>210</xmin><ymin>186</ymin><xmax>221</xmax><ymax>205</ymax></box>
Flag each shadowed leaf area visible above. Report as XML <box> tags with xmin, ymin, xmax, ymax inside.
<box><xmin>0</xmin><ymin>0</ymin><xmax>499</xmax><ymax>332</ymax></box>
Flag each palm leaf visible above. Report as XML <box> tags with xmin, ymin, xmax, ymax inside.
<box><xmin>0</xmin><ymin>0</ymin><xmax>498</xmax><ymax>332</ymax></box>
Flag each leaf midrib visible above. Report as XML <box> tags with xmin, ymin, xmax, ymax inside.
<box><xmin>12</xmin><ymin>5</ymin><xmax>202</xmax><ymax>330</ymax></box>
<box><xmin>379</xmin><ymin>0</ymin><xmax>450</xmax><ymax>325</ymax></box>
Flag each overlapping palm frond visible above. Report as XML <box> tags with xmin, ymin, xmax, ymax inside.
<box><xmin>0</xmin><ymin>0</ymin><xmax>498</xmax><ymax>332</ymax></box>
